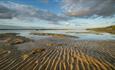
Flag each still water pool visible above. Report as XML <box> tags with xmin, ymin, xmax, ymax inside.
<box><xmin>0</xmin><ymin>30</ymin><xmax>115</xmax><ymax>40</ymax></box>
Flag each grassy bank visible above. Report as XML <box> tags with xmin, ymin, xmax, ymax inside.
<box><xmin>87</xmin><ymin>25</ymin><xmax>115</xmax><ymax>34</ymax></box>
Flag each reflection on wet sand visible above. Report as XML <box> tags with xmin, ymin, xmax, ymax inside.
<box><xmin>31</xmin><ymin>32</ymin><xmax>79</xmax><ymax>38</ymax></box>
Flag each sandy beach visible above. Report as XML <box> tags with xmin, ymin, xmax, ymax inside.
<box><xmin>0</xmin><ymin>36</ymin><xmax>115</xmax><ymax>70</ymax></box>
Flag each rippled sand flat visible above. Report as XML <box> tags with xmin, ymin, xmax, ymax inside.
<box><xmin>0</xmin><ymin>37</ymin><xmax>115</xmax><ymax>70</ymax></box>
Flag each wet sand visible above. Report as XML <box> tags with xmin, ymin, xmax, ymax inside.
<box><xmin>0</xmin><ymin>37</ymin><xmax>115</xmax><ymax>70</ymax></box>
<box><xmin>0</xmin><ymin>33</ymin><xmax>32</xmax><ymax>45</ymax></box>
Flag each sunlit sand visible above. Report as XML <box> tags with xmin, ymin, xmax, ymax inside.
<box><xmin>0</xmin><ymin>33</ymin><xmax>115</xmax><ymax>70</ymax></box>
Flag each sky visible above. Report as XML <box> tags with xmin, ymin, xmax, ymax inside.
<box><xmin>0</xmin><ymin>0</ymin><xmax>62</xmax><ymax>14</ymax></box>
<box><xmin>14</xmin><ymin>0</ymin><xmax>62</xmax><ymax>14</ymax></box>
<box><xmin>0</xmin><ymin>0</ymin><xmax>115</xmax><ymax>29</ymax></box>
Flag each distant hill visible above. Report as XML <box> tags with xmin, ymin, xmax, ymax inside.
<box><xmin>0</xmin><ymin>25</ymin><xmax>43</xmax><ymax>30</ymax></box>
<box><xmin>0</xmin><ymin>25</ymin><xmax>25</xmax><ymax>29</ymax></box>
<box><xmin>87</xmin><ymin>25</ymin><xmax>115</xmax><ymax>34</ymax></box>
<box><xmin>106</xmin><ymin>25</ymin><xmax>115</xmax><ymax>30</ymax></box>
<box><xmin>0</xmin><ymin>25</ymin><xmax>70</xmax><ymax>30</ymax></box>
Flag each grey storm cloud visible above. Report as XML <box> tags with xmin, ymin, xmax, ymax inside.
<box><xmin>61</xmin><ymin>0</ymin><xmax>115</xmax><ymax>16</ymax></box>
<box><xmin>0</xmin><ymin>5</ymin><xmax>15</xmax><ymax>19</ymax></box>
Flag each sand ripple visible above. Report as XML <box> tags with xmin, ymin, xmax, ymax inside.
<box><xmin>0</xmin><ymin>38</ymin><xmax>115</xmax><ymax>70</ymax></box>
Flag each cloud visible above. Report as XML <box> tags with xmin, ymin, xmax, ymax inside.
<box><xmin>0</xmin><ymin>1</ymin><xmax>114</xmax><ymax>28</ymax></box>
<box><xmin>0</xmin><ymin>5</ymin><xmax>15</xmax><ymax>19</ymax></box>
<box><xmin>61</xmin><ymin>0</ymin><xmax>115</xmax><ymax>16</ymax></box>
<box><xmin>0</xmin><ymin>2</ymin><xmax>68</xmax><ymax>22</ymax></box>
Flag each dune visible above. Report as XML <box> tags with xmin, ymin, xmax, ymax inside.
<box><xmin>87</xmin><ymin>25</ymin><xmax>115</xmax><ymax>34</ymax></box>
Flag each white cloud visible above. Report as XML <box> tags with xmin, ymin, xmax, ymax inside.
<box><xmin>0</xmin><ymin>2</ymin><xmax>68</xmax><ymax>22</ymax></box>
<box><xmin>61</xmin><ymin>0</ymin><xmax>115</xmax><ymax>16</ymax></box>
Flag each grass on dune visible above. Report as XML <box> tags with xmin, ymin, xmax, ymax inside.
<box><xmin>87</xmin><ymin>25</ymin><xmax>115</xmax><ymax>34</ymax></box>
